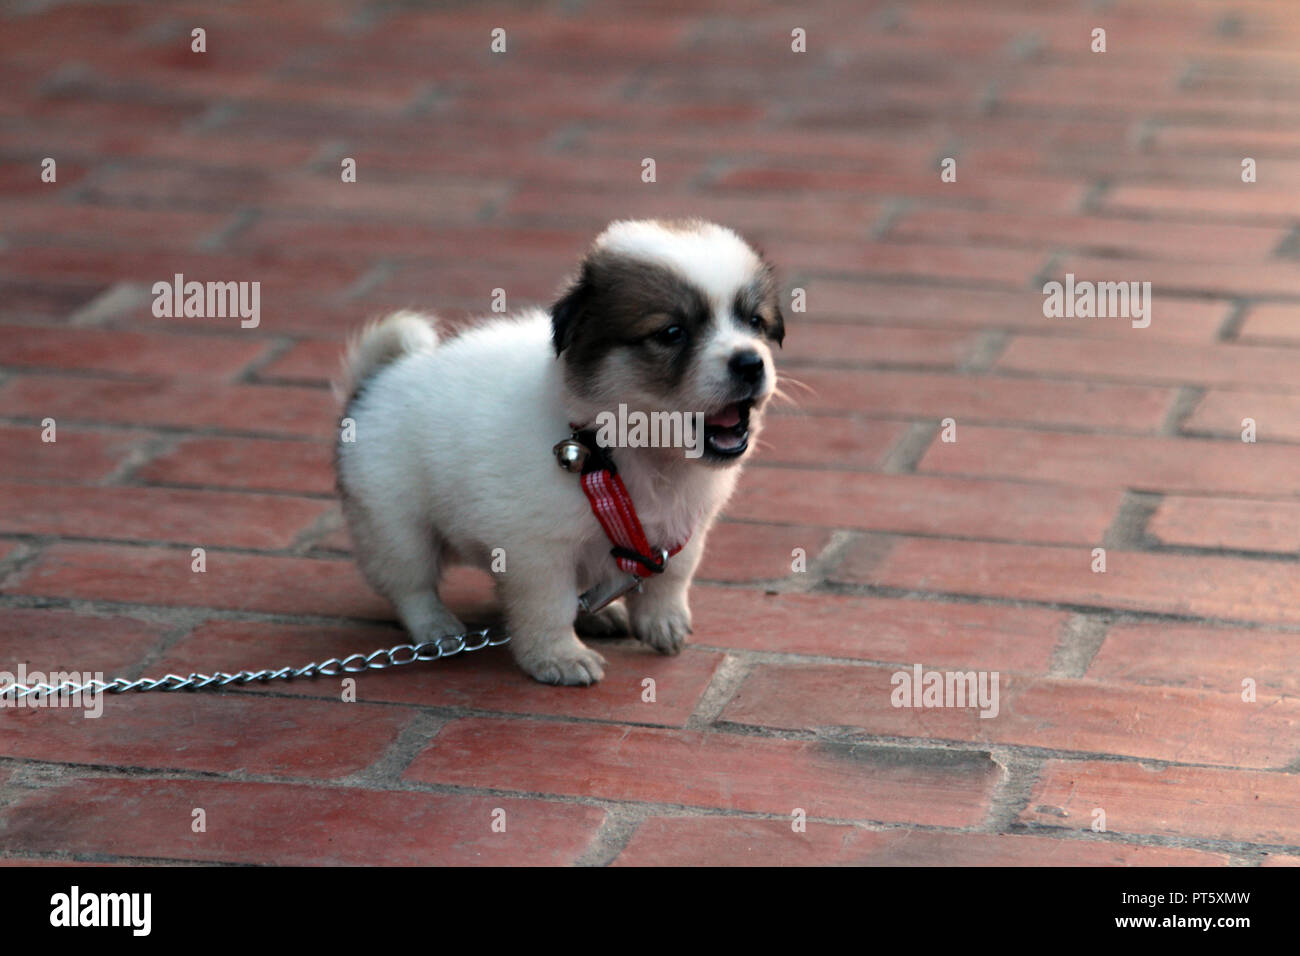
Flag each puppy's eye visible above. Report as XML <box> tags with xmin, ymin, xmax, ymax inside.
<box><xmin>653</xmin><ymin>325</ymin><xmax>686</xmax><ymax>346</ymax></box>
<box><xmin>749</xmin><ymin>314</ymin><xmax>765</xmax><ymax>331</ymax></box>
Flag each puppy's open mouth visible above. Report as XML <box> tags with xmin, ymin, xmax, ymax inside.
<box><xmin>703</xmin><ymin>400</ymin><xmax>753</xmax><ymax>458</ymax></box>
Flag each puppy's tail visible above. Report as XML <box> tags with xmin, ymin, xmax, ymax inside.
<box><xmin>335</xmin><ymin>310</ymin><xmax>439</xmax><ymax>405</ymax></box>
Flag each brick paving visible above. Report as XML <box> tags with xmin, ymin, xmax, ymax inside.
<box><xmin>0</xmin><ymin>0</ymin><xmax>1298</xmax><ymax>866</ymax></box>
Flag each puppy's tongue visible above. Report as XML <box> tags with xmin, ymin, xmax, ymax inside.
<box><xmin>705</xmin><ymin>404</ymin><xmax>742</xmax><ymax>428</ymax></box>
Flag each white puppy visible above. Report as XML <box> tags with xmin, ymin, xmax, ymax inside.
<box><xmin>335</xmin><ymin>219</ymin><xmax>784</xmax><ymax>685</ymax></box>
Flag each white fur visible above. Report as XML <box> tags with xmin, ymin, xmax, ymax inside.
<box><xmin>335</xmin><ymin>221</ymin><xmax>774</xmax><ymax>685</ymax></box>
<box><xmin>335</xmin><ymin>310</ymin><xmax>437</xmax><ymax>404</ymax></box>
<box><xmin>595</xmin><ymin>219</ymin><xmax>763</xmax><ymax>313</ymax></box>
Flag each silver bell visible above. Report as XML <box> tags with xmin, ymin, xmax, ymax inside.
<box><xmin>553</xmin><ymin>439</ymin><xmax>589</xmax><ymax>473</ymax></box>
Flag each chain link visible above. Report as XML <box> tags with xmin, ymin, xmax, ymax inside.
<box><xmin>0</xmin><ymin>628</ymin><xmax>510</xmax><ymax>702</ymax></box>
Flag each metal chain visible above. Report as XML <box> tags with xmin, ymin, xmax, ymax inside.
<box><xmin>0</xmin><ymin>628</ymin><xmax>510</xmax><ymax>702</ymax></box>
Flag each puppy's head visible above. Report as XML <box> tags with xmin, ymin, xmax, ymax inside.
<box><xmin>551</xmin><ymin>219</ymin><xmax>784</xmax><ymax>464</ymax></box>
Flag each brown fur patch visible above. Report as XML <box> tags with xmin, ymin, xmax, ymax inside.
<box><xmin>733</xmin><ymin>268</ymin><xmax>785</xmax><ymax>345</ymax></box>
<box><xmin>551</xmin><ymin>250</ymin><xmax>712</xmax><ymax>393</ymax></box>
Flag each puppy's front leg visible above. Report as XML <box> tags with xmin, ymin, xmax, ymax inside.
<box><xmin>626</xmin><ymin>534</ymin><xmax>704</xmax><ymax>656</ymax></box>
<box><xmin>501</xmin><ymin>551</ymin><xmax>607</xmax><ymax>685</ymax></box>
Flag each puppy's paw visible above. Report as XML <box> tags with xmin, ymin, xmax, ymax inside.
<box><xmin>575</xmin><ymin>601</ymin><xmax>630</xmax><ymax>637</ymax></box>
<box><xmin>631</xmin><ymin>599</ymin><xmax>692</xmax><ymax>656</ymax></box>
<box><xmin>419</xmin><ymin>616</ymin><xmax>468</xmax><ymax>643</ymax></box>
<box><xmin>515</xmin><ymin>635</ymin><xmax>608</xmax><ymax>686</ymax></box>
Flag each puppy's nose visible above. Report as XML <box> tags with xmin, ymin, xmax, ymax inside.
<box><xmin>729</xmin><ymin>349</ymin><xmax>765</xmax><ymax>385</ymax></box>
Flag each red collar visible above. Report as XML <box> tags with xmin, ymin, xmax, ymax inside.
<box><xmin>556</xmin><ymin>427</ymin><xmax>689</xmax><ymax>579</ymax></box>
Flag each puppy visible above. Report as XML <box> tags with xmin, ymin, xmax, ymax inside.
<box><xmin>335</xmin><ymin>219</ymin><xmax>784</xmax><ymax>684</ymax></box>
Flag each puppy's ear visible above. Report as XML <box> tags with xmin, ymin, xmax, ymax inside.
<box><xmin>754</xmin><ymin>254</ymin><xmax>784</xmax><ymax>348</ymax></box>
<box><xmin>770</xmin><ymin>302</ymin><xmax>785</xmax><ymax>348</ymax></box>
<box><xmin>551</xmin><ymin>265</ymin><xmax>593</xmax><ymax>356</ymax></box>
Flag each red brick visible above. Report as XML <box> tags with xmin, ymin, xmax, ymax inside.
<box><xmin>0</xmin><ymin>125</ymin><xmax>316</xmax><ymax>173</ymax></box>
<box><xmin>256</xmin><ymin>339</ymin><xmax>340</xmax><ymax>385</ymax></box>
<box><xmin>6</xmin><ymin>246</ymin><xmax>355</xmax><ymax>302</ymax></box>
<box><xmin>2</xmin><ymin>98</ymin><xmax>196</xmax><ymax>131</ymax></box>
<box><xmin>343</xmin><ymin>11</ymin><xmax>685</xmax><ymax>66</ymax></box>
<box><xmin>0</xmin><ymin>607</ymin><xmax>168</xmax><ymax>675</ymax></box>
<box><xmin>0</xmin><ymin>693</ymin><xmax>412</xmax><ymax>779</ymax></box>
<box><xmin>255</xmin><ymin>512</ymin><xmax>829</xmax><ymax>587</ymax></box>
<box><xmin>0</xmin><ymin>276</ymin><xmax>109</xmax><ymax>321</ymax></box>
<box><xmin>5</xmin><ymin>543</ymin><xmax>389</xmax><ymax>618</ymax></box>
<box><xmin>842</xmin><ymin>536</ymin><xmax>1300</xmax><ymax>628</ymax></box>
<box><xmin>291</xmin><ymin>137</ymin><xmax>707</xmax><ymax>193</ymax></box>
<box><xmin>0</xmin><ymin>200</ymin><xmax>229</xmax><ymax>249</ymax></box>
<box><xmin>39</xmin><ymin>3</ymin><xmax>346</xmax><ymax>45</ymax></box>
<box><xmin>972</xmin><ymin>144</ymin><xmax>1300</xmax><ymax>191</ymax></box>
<box><xmin>998</xmin><ymin>336</ymin><xmax>1300</xmax><ymax>389</ymax></box>
<box><xmin>9</xmin><ymin>0</ymin><xmax>1300</xmax><ymax>868</ymax></box>
<box><xmin>236</xmin><ymin>222</ymin><xmax>592</xmax><ymax>271</ymax></box>
<box><xmin>768</xmin><ymin>239</ymin><xmax>1045</xmax><ymax>287</ymax></box>
<box><xmin>0</xmin><ymin>376</ymin><xmax>332</xmax><ymax>439</ymax></box>
<box><xmin>1023</xmin><ymin>761</ymin><xmax>1300</xmax><ymax>846</ymax></box>
<box><xmin>791</xmin><ymin>369</ymin><xmax>1172</xmax><ymax>430</ymax></box>
<box><xmin>614</xmin><ymin>817</ymin><xmax>1228</xmax><ymax>866</ymax></box>
<box><xmin>136</xmin><ymin>436</ymin><xmax>334</xmax><ymax>494</ymax></box>
<box><xmin>121</xmin><ymin>290</ymin><xmax>362</xmax><ymax>338</ymax></box>
<box><xmin>0</xmin><ymin>325</ymin><xmax>267</xmax><ymax>380</ymax></box>
<box><xmin>0</xmin><ymin>483</ymin><xmax>331</xmax><ymax>549</ymax></box>
<box><xmin>1059</xmin><ymin>252</ymin><xmax>1300</xmax><ymax>299</ymax></box>
<box><xmin>980</xmin><ymin>13</ymin><xmax>1212</xmax><ymax>57</ymax></box>
<box><xmin>726</xmin><ymin>468</ymin><xmax>1120</xmax><ymax>544</ymax></box>
<box><xmin>781</xmin><ymin>323</ymin><xmax>979</xmax><ymax>368</ymax></box>
<box><xmin>198</xmin><ymin>97</ymin><xmax>439</xmax><ymax>142</ymax></box>
<box><xmin>1002</xmin><ymin>67</ymin><xmax>1300</xmax><ymax>124</ymax></box>
<box><xmin>919</xmin><ymin>425</ymin><xmax>1300</xmax><ymax>496</ymax></box>
<box><xmin>0</xmin><ymin>158</ymin><xmax>91</xmax><ymax>194</ymax></box>
<box><xmin>0</xmin><ymin>777</ymin><xmax>604</xmax><ymax>865</ymax></box>
<box><xmin>1090</xmin><ymin>621</ymin><xmax>1300</xmax><ymax>697</ymax></box>
<box><xmin>411</xmin><ymin>11</ymin><xmax>690</xmax><ymax>60</ymax></box>
<box><xmin>754</xmin><ymin>415</ymin><xmax>907</xmax><ymax>471</ymax></box>
<box><xmin>1238</xmin><ymin>303</ymin><xmax>1300</xmax><ymax>345</ymax></box>
<box><xmin>355</xmin><ymin>259</ymin><xmax>563</xmax><ymax>312</ymax></box>
<box><xmin>650</xmin><ymin>82</ymin><xmax>946</xmax><ymax>130</ymax></box>
<box><xmin>714</xmin><ymin>165</ymin><xmax>1085</xmax><ymax>213</ymax></box>
<box><xmin>940</xmin><ymin>116</ymin><xmax>1134</xmax><ymax>154</ymax></box>
<box><xmin>1151</xmin><ymin>123</ymin><xmax>1300</xmax><ymax>157</ymax></box>
<box><xmin>157</xmin><ymin>620</ymin><xmax>721</xmax><ymax>727</ymax></box>
<box><xmin>572</xmin><ymin>125</ymin><xmax>942</xmax><ymax>168</ymax></box>
<box><xmin>88</xmin><ymin>166</ymin><xmax>510</xmax><ymax>222</ymax></box>
<box><xmin>889</xmin><ymin>206</ymin><xmax>1284</xmax><ymax>263</ymax></box>
<box><xmin>308</xmin><ymin>516</ymin><xmax>353</xmax><ymax>553</ymax></box>
<box><xmin>0</xmin><ymin>424</ymin><xmax>150</xmax><ymax>482</ymax></box>
<box><xmin>0</xmin><ymin>859</ymin><xmax>130</xmax><ymax>867</ymax></box>
<box><xmin>504</xmin><ymin>184</ymin><xmax>881</xmax><ymax>244</ymax></box>
<box><xmin>1105</xmin><ymin>183</ymin><xmax>1300</xmax><ymax>224</ymax></box>
<box><xmin>723</xmin><ymin>663</ymin><xmax>1300</xmax><ymax>768</ymax></box>
<box><xmin>299</xmin><ymin>136</ymin><xmax>616</xmax><ymax>187</ymax></box>
<box><xmin>696</xmin><ymin>522</ymin><xmax>834</xmax><ymax>583</ymax></box>
<box><xmin>407</xmin><ymin>717</ymin><xmax>999</xmax><ymax>826</ymax></box>
<box><xmin>691</xmin><ymin>586</ymin><xmax>1063</xmax><ymax>672</ymax></box>
<box><xmin>804</xmin><ymin>280</ymin><xmax>1227</xmax><ymax>343</ymax></box>
<box><xmin>1186</xmin><ymin>390</ymin><xmax>1300</xmax><ymax>442</ymax></box>
<box><xmin>1148</xmin><ymin>495</ymin><xmax>1300</xmax><ymax>553</ymax></box>
<box><xmin>113</xmin><ymin>70</ymin><xmax>421</xmax><ymax>115</ymax></box>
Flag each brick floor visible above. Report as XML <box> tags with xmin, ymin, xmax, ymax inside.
<box><xmin>1</xmin><ymin>0</ymin><xmax>1299</xmax><ymax>867</ymax></box>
